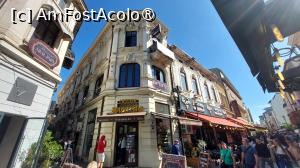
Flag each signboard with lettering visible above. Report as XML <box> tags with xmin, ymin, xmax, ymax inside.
<box><xmin>28</xmin><ymin>39</ymin><xmax>60</xmax><ymax>69</ymax></box>
<box><xmin>179</xmin><ymin>96</ymin><xmax>209</xmax><ymax>115</ymax></box>
<box><xmin>161</xmin><ymin>153</ymin><xmax>187</xmax><ymax>168</ymax></box>
<box><xmin>111</xmin><ymin>99</ymin><xmax>144</xmax><ymax>114</ymax></box>
<box><xmin>199</xmin><ymin>152</ymin><xmax>210</xmax><ymax>168</ymax></box>
<box><xmin>152</xmin><ymin>80</ymin><xmax>168</xmax><ymax>92</ymax></box>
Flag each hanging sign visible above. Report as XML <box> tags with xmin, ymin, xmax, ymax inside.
<box><xmin>28</xmin><ymin>39</ymin><xmax>60</xmax><ymax>69</ymax></box>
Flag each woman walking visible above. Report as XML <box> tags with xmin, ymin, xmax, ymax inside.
<box><xmin>220</xmin><ymin>142</ymin><xmax>236</xmax><ymax>168</ymax></box>
<box><xmin>271</xmin><ymin>137</ymin><xmax>292</xmax><ymax>168</ymax></box>
<box><xmin>96</xmin><ymin>135</ymin><xmax>106</xmax><ymax>168</ymax></box>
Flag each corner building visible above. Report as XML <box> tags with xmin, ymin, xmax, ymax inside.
<box><xmin>0</xmin><ymin>0</ymin><xmax>86</xmax><ymax>167</ymax></box>
<box><xmin>56</xmin><ymin>16</ymin><xmax>246</xmax><ymax>167</ymax></box>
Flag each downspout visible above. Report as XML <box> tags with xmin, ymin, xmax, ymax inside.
<box><xmin>169</xmin><ymin>64</ymin><xmax>185</xmax><ymax>155</ymax></box>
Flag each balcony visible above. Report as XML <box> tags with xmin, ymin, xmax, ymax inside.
<box><xmin>63</xmin><ymin>49</ymin><xmax>74</xmax><ymax>69</ymax></box>
<box><xmin>151</xmin><ymin>79</ymin><xmax>169</xmax><ymax>93</ymax></box>
<box><xmin>147</xmin><ymin>38</ymin><xmax>175</xmax><ymax>65</ymax></box>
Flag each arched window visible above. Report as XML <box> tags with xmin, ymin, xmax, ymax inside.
<box><xmin>94</xmin><ymin>75</ymin><xmax>103</xmax><ymax>97</ymax></box>
<box><xmin>180</xmin><ymin>70</ymin><xmax>188</xmax><ymax>91</ymax></box>
<box><xmin>119</xmin><ymin>63</ymin><xmax>140</xmax><ymax>88</ymax></box>
<box><xmin>212</xmin><ymin>87</ymin><xmax>218</xmax><ymax>102</ymax></box>
<box><xmin>204</xmin><ymin>83</ymin><xmax>211</xmax><ymax>100</ymax></box>
<box><xmin>191</xmin><ymin>77</ymin><xmax>199</xmax><ymax>95</ymax></box>
<box><xmin>152</xmin><ymin>66</ymin><xmax>166</xmax><ymax>83</ymax></box>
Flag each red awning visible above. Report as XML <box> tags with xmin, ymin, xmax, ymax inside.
<box><xmin>186</xmin><ymin>112</ymin><xmax>243</xmax><ymax>128</ymax></box>
<box><xmin>228</xmin><ymin>117</ymin><xmax>254</xmax><ymax>128</ymax></box>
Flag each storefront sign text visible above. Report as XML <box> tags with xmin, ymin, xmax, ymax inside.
<box><xmin>28</xmin><ymin>39</ymin><xmax>60</xmax><ymax>69</ymax></box>
<box><xmin>112</xmin><ymin>99</ymin><xmax>144</xmax><ymax>114</ymax></box>
<box><xmin>161</xmin><ymin>153</ymin><xmax>187</xmax><ymax>168</ymax></box>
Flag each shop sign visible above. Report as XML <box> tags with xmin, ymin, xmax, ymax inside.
<box><xmin>161</xmin><ymin>153</ymin><xmax>187</xmax><ymax>168</ymax></box>
<box><xmin>97</xmin><ymin>115</ymin><xmax>144</xmax><ymax>122</ymax></box>
<box><xmin>152</xmin><ymin>80</ymin><xmax>168</xmax><ymax>92</ymax></box>
<box><xmin>28</xmin><ymin>39</ymin><xmax>60</xmax><ymax>69</ymax></box>
<box><xmin>179</xmin><ymin>96</ymin><xmax>209</xmax><ymax>115</ymax></box>
<box><xmin>211</xmin><ymin>107</ymin><xmax>226</xmax><ymax>117</ymax></box>
<box><xmin>112</xmin><ymin>99</ymin><xmax>144</xmax><ymax>114</ymax></box>
<box><xmin>199</xmin><ymin>152</ymin><xmax>210</xmax><ymax>168</ymax></box>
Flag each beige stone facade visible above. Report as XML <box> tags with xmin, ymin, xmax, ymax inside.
<box><xmin>56</xmin><ymin>16</ymin><xmax>225</xmax><ymax>167</ymax></box>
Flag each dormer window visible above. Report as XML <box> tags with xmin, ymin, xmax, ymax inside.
<box><xmin>33</xmin><ymin>18</ymin><xmax>60</xmax><ymax>48</ymax></box>
<box><xmin>125</xmin><ymin>31</ymin><xmax>137</xmax><ymax>47</ymax></box>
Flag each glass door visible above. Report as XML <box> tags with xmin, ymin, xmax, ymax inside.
<box><xmin>115</xmin><ymin>122</ymin><xmax>138</xmax><ymax>167</ymax></box>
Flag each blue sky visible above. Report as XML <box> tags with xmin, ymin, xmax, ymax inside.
<box><xmin>54</xmin><ymin>0</ymin><xmax>288</xmax><ymax>122</ymax></box>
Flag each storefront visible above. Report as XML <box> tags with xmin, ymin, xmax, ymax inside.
<box><xmin>98</xmin><ymin>111</ymin><xmax>145</xmax><ymax>167</ymax></box>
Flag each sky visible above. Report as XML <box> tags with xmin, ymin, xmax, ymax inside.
<box><xmin>54</xmin><ymin>0</ymin><xmax>289</xmax><ymax>123</ymax></box>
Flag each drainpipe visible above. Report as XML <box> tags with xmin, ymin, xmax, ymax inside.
<box><xmin>169</xmin><ymin>64</ymin><xmax>185</xmax><ymax>155</ymax></box>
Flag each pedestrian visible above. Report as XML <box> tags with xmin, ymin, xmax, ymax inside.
<box><xmin>118</xmin><ymin>135</ymin><xmax>127</xmax><ymax>165</ymax></box>
<box><xmin>271</xmin><ymin>137</ymin><xmax>292</xmax><ymax>168</ymax></box>
<box><xmin>220</xmin><ymin>142</ymin><xmax>236</xmax><ymax>168</ymax></box>
<box><xmin>285</xmin><ymin>135</ymin><xmax>300</xmax><ymax>167</ymax></box>
<box><xmin>96</xmin><ymin>135</ymin><xmax>106</xmax><ymax>168</ymax></box>
<box><xmin>172</xmin><ymin>139</ymin><xmax>182</xmax><ymax>155</ymax></box>
<box><xmin>241</xmin><ymin>138</ymin><xmax>258</xmax><ymax>168</ymax></box>
<box><xmin>255</xmin><ymin>136</ymin><xmax>274</xmax><ymax>168</ymax></box>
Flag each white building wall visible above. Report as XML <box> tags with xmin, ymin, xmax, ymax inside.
<box><xmin>270</xmin><ymin>94</ymin><xmax>291</xmax><ymax>126</ymax></box>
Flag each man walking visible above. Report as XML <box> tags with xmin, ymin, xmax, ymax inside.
<box><xmin>255</xmin><ymin>136</ymin><xmax>274</xmax><ymax>168</ymax></box>
<box><xmin>172</xmin><ymin>139</ymin><xmax>182</xmax><ymax>155</ymax></box>
<box><xmin>241</xmin><ymin>138</ymin><xmax>258</xmax><ymax>168</ymax></box>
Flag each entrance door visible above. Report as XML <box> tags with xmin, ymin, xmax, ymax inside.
<box><xmin>115</xmin><ymin>122</ymin><xmax>138</xmax><ymax>167</ymax></box>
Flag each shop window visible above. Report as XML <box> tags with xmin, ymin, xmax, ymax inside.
<box><xmin>192</xmin><ymin>78</ymin><xmax>199</xmax><ymax>95</ymax></box>
<box><xmin>94</xmin><ymin>75</ymin><xmax>103</xmax><ymax>97</ymax></box>
<box><xmin>125</xmin><ymin>31</ymin><xmax>137</xmax><ymax>47</ymax></box>
<box><xmin>212</xmin><ymin>87</ymin><xmax>218</xmax><ymax>102</ymax></box>
<box><xmin>82</xmin><ymin>86</ymin><xmax>89</xmax><ymax>104</ymax></box>
<box><xmin>156</xmin><ymin>118</ymin><xmax>172</xmax><ymax>154</ymax></box>
<box><xmin>119</xmin><ymin>63</ymin><xmax>140</xmax><ymax>88</ymax></box>
<box><xmin>75</xmin><ymin>93</ymin><xmax>79</xmax><ymax>106</ymax></box>
<box><xmin>180</xmin><ymin>71</ymin><xmax>188</xmax><ymax>91</ymax></box>
<box><xmin>204</xmin><ymin>83</ymin><xmax>211</xmax><ymax>100</ymax></box>
<box><xmin>155</xmin><ymin>102</ymin><xmax>170</xmax><ymax>114</ymax></box>
<box><xmin>152</xmin><ymin>66</ymin><xmax>166</xmax><ymax>83</ymax></box>
<box><xmin>33</xmin><ymin>18</ymin><xmax>60</xmax><ymax>48</ymax></box>
<box><xmin>82</xmin><ymin>109</ymin><xmax>97</xmax><ymax>157</ymax></box>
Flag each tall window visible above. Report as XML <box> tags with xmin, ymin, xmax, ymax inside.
<box><xmin>94</xmin><ymin>75</ymin><xmax>103</xmax><ymax>97</ymax></box>
<box><xmin>119</xmin><ymin>63</ymin><xmax>140</xmax><ymax>88</ymax></box>
<box><xmin>204</xmin><ymin>83</ymin><xmax>211</xmax><ymax>100</ymax></box>
<box><xmin>82</xmin><ymin>86</ymin><xmax>89</xmax><ymax>104</ymax></box>
<box><xmin>125</xmin><ymin>31</ymin><xmax>137</xmax><ymax>47</ymax></box>
<box><xmin>212</xmin><ymin>87</ymin><xmax>218</xmax><ymax>102</ymax></box>
<box><xmin>192</xmin><ymin>78</ymin><xmax>199</xmax><ymax>95</ymax></box>
<box><xmin>180</xmin><ymin>71</ymin><xmax>188</xmax><ymax>91</ymax></box>
<box><xmin>33</xmin><ymin>18</ymin><xmax>60</xmax><ymax>47</ymax></box>
<box><xmin>152</xmin><ymin>66</ymin><xmax>165</xmax><ymax>83</ymax></box>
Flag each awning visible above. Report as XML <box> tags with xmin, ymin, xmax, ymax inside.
<box><xmin>228</xmin><ymin>117</ymin><xmax>254</xmax><ymax>128</ymax></box>
<box><xmin>150</xmin><ymin>112</ymin><xmax>202</xmax><ymax>126</ymax></box>
<box><xmin>186</xmin><ymin>112</ymin><xmax>243</xmax><ymax>128</ymax></box>
<box><xmin>97</xmin><ymin>112</ymin><xmax>146</xmax><ymax>122</ymax></box>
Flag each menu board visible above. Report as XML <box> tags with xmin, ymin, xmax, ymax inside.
<box><xmin>126</xmin><ymin>134</ymin><xmax>137</xmax><ymax>164</ymax></box>
<box><xmin>161</xmin><ymin>153</ymin><xmax>187</xmax><ymax>168</ymax></box>
<box><xmin>199</xmin><ymin>152</ymin><xmax>210</xmax><ymax>168</ymax></box>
